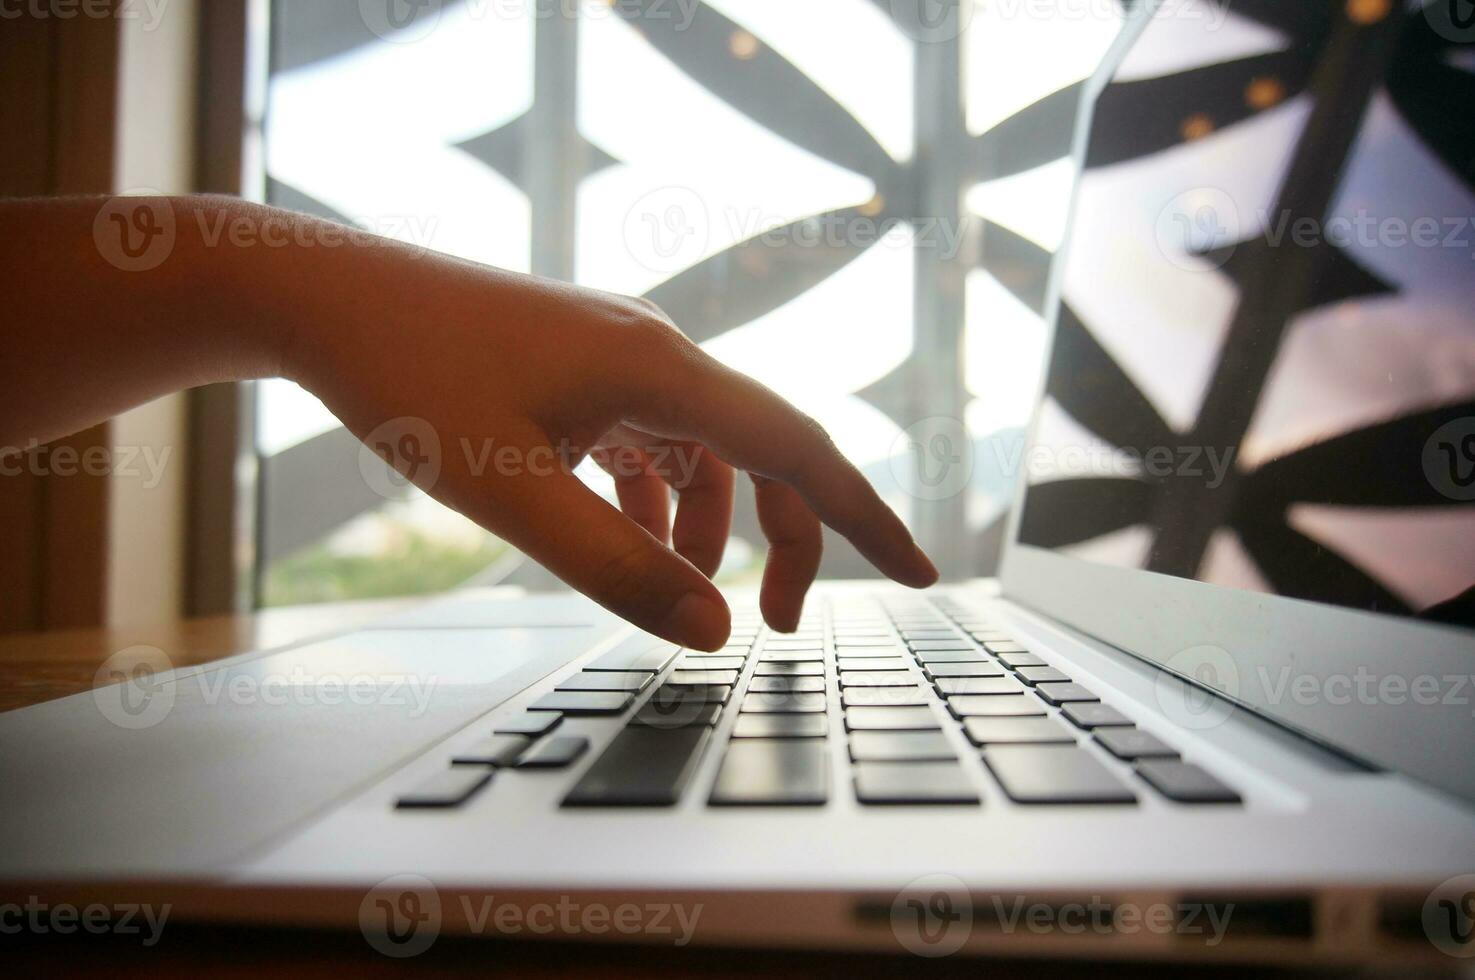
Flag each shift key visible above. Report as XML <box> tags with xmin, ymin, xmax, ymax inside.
<box><xmin>562</xmin><ymin>726</ymin><xmax>711</xmax><ymax>806</ymax></box>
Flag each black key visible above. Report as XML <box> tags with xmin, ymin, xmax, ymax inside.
<box><xmin>555</xmin><ymin>671</ymin><xmax>652</xmax><ymax>693</ymax></box>
<box><xmin>849</xmin><ymin>731</ymin><xmax>956</xmax><ymax>762</ymax></box>
<box><xmin>529</xmin><ymin>691</ymin><xmax>634</xmax><ymax>715</ymax></box>
<box><xmin>984</xmin><ymin>746</ymin><xmax>1135</xmax><ymax>804</ymax></box>
<box><xmin>563</xmin><ymin>726</ymin><xmax>711</xmax><ymax>806</ymax></box>
<box><xmin>652</xmin><ymin>683</ymin><xmax>731</xmax><ymax>705</ymax></box>
<box><xmin>760</xmin><ymin>652</ymin><xmax>824</xmax><ymax>663</ymax></box>
<box><xmin>709</xmin><ymin>739</ymin><xmax>828</xmax><ymax>805</ymax></box>
<box><xmin>732</xmin><ymin>714</ymin><xmax>827</xmax><ymax>738</ymax></box>
<box><xmin>915</xmin><ymin>649</ymin><xmax>989</xmax><ymax>664</ymax></box>
<box><xmin>842</xmin><ymin>687</ymin><xmax>929</xmax><ymax>708</ymax></box>
<box><xmin>1015</xmin><ymin>666</ymin><xmax>1071</xmax><ymax>685</ymax></box>
<box><xmin>1061</xmin><ymin>703</ymin><xmax>1133</xmax><ymax>729</ymax></box>
<box><xmin>494</xmin><ymin>712</ymin><xmax>561</xmax><ymax>737</ymax></box>
<box><xmin>754</xmin><ymin>661</ymin><xmax>824</xmax><ymax>677</ymax></box>
<box><xmin>586</xmin><ymin>636</ymin><xmax>679</xmax><ymax>673</ymax></box>
<box><xmin>1136</xmin><ymin>760</ymin><xmax>1240</xmax><ymax>803</ymax></box>
<box><xmin>925</xmin><ymin>663</ymin><xmax>1004</xmax><ymax>679</ymax></box>
<box><xmin>984</xmin><ymin>642</ymin><xmax>1030</xmax><ymax>655</ymax></box>
<box><xmin>946</xmin><ymin>694</ymin><xmax>1045</xmax><ymax>717</ymax></box>
<box><xmin>854</xmin><ymin>762</ymin><xmax>979</xmax><ymax>805</ymax></box>
<box><xmin>839</xmin><ymin>671</ymin><xmax>917</xmax><ymax>688</ymax></box>
<box><xmin>963</xmin><ymin>716</ymin><xmax>1076</xmax><ymax>746</ymax></box>
<box><xmin>515</xmin><ymin>735</ymin><xmax>589</xmax><ymax>769</ymax></box>
<box><xmin>995</xmin><ymin>651</ymin><xmax>1044</xmax><ymax>668</ymax></box>
<box><xmin>452</xmin><ymin>734</ymin><xmax>531</xmax><ymax>766</ymax></box>
<box><xmin>933</xmin><ymin>676</ymin><xmax>1023</xmax><ymax>697</ymax></box>
<box><xmin>397</xmin><ymin>768</ymin><xmax>492</xmax><ymax>809</ymax></box>
<box><xmin>668</xmin><ymin>669</ymin><xmax>739</xmax><ymax>687</ymax></box>
<box><xmin>741</xmin><ymin>691</ymin><xmax>826</xmax><ymax>713</ymax></box>
<box><xmin>1094</xmin><ymin>728</ymin><xmax>1179</xmax><ymax>760</ymax></box>
<box><xmin>837</xmin><ymin>657</ymin><xmax>911</xmax><ymax>672</ymax></box>
<box><xmin>748</xmin><ymin>676</ymin><xmax>825</xmax><ymax>694</ymax></box>
<box><xmin>1035</xmin><ymin>682</ymin><xmax>1099</xmax><ymax>705</ymax></box>
<box><xmin>675</xmin><ymin>656</ymin><xmax>744</xmax><ymax>671</ymax></box>
<box><xmin>630</xmin><ymin>701</ymin><xmax>723</xmax><ymax>729</ymax></box>
<box><xmin>844</xmin><ymin>706</ymin><xmax>941</xmax><ymax>731</ymax></box>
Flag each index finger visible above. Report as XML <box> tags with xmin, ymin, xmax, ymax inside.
<box><xmin>630</xmin><ymin>348</ymin><xmax>939</xmax><ymax>589</ymax></box>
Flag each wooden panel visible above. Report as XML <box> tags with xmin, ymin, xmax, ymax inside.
<box><xmin>0</xmin><ymin>15</ymin><xmax>55</xmax><ymax>195</ymax></box>
<box><xmin>186</xmin><ymin>0</ymin><xmax>255</xmax><ymax>615</ymax></box>
<box><xmin>0</xmin><ymin>16</ymin><xmax>55</xmax><ymax>629</ymax></box>
<box><xmin>50</xmin><ymin>3</ymin><xmax>120</xmax><ymax>194</ymax></box>
<box><xmin>0</xmin><ymin>11</ymin><xmax>119</xmax><ymax>631</ymax></box>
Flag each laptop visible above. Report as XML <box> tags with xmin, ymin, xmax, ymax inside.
<box><xmin>3</xmin><ymin>0</ymin><xmax>1473</xmax><ymax>964</ymax></box>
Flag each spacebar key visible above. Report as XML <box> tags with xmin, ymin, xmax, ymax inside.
<box><xmin>562</xmin><ymin>726</ymin><xmax>711</xmax><ymax>807</ymax></box>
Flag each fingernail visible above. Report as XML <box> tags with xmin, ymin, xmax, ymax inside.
<box><xmin>660</xmin><ymin>592</ymin><xmax>730</xmax><ymax>651</ymax></box>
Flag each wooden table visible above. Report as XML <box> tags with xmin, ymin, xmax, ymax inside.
<box><xmin>0</xmin><ymin>602</ymin><xmax>1386</xmax><ymax>977</ymax></box>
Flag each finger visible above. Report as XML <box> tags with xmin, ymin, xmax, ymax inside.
<box><xmin>752</xmin><ymin>475</ymin><xmax>822</xmax><ymax>632</ymax></box>
<box><xmin>482</xmin><ymin>466</ymin><xmax>730</xmax><ymax>650</ymax></box>
<box><xmin>628</xmin><ymin>350</ymin><xmax>938</xmax><ymax>588</ymax></box>
<box><xmin>664</xmin><ymin>441</ymin><xmax>735</xmax><ymax>578</ymax></box>
<box><xmin>595</xmin><ymin>428</ymin><xmax>734</xmax><ymax>578</ymax></box>
<box><xmin>594</xmin><ymin>447</ymin><xmax>671</xmax><ymax>545</ymax></box>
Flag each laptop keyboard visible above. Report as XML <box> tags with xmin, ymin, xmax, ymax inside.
<box><xmin>395</xmin><ymin>598</ymin><xmax>1241</xmax><ymax>810</ymax></box>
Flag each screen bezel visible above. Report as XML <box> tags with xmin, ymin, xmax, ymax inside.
<box><xmin>998</xmin><ymin>0</ymin><xmax>1475</xmax><ymax>807</ymax></box>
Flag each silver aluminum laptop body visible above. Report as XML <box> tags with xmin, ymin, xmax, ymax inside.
<box><xmin>2</xmin><ymin>1</ymin><xmax>1473</xmax><ymax>965</ymax></box>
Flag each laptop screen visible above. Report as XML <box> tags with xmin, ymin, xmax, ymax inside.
<box><xmin>1014</xmin><ymin>2</ymin><xmax>1475</xmax><ymax>629</ymax></box>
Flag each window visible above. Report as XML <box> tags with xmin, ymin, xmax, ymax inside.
<box><xmin>251</xmin><ymin>0</ymin><xmax>1124</xmax><ymax>605</ymax></box>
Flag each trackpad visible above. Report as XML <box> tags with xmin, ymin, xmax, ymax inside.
<box><xmin>0</xmin><ymin>626</ymin><xmax>605</xmax><ymax>878</ymax></box>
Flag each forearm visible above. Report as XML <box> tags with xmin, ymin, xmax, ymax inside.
<box><xmin>1</xmin><ymin>195</ymin><xmax>346</xmax><ymax>448</ymax></box>
<box><xmin>0</xmin><ymin>195</ymin><xmax>579</xmax><ymax>450</ymax></box>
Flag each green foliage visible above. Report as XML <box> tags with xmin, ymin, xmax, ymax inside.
<box><xmin>262</xmin><ymin>529</ymin><xmax>507</xmax><ymax>607</ymax></box>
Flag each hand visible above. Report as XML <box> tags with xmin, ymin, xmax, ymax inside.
<box><xmin>288</xmin><ymin>249</ymin><xmax>938</xmax><ymax>650</ymax></box>
<box><xmin>0</xmin><ymin>196</ymin><xmax>937</xmax><ymax>651</ymax></box>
